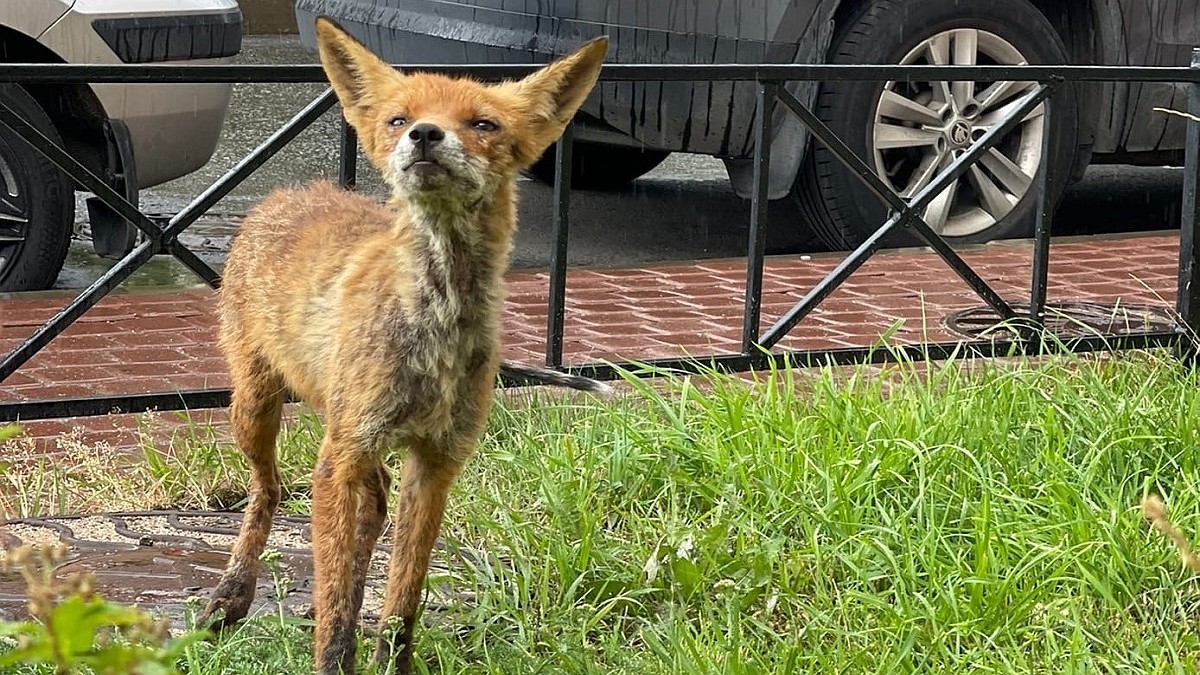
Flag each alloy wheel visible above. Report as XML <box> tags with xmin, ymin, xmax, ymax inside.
<box><xmin>0</xmin><ymin>144</ymin><xmax>30</xmax><ymax>284</ymax></box>
<box><xmin>872</xmin><ymin>28</ymin><xmax>1043</xmax><ymax>238</ymax></box>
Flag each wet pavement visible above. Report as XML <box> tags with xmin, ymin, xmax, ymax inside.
<box><xmin>0</xmin><ymin>511</ymin><xmax>471</xmax><ymax>630</ymax></box>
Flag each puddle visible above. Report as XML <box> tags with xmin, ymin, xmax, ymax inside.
<box><xmin>54</xmin><ymin>209</ymin><xmax>234</xmax><ymax>293</ymax></box>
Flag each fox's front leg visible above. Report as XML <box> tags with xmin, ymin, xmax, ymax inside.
<box><xmin>312</xmin><ymin>432</ymin><xmax>376</xmax><ymax>675</ymax></box>
<box><xmin>348</xmin><ymin>462</ymin><xmax>391</xmax><ymax>623</ymax></box>
<box><xmin>373</xmin><ymin>443</ymin><xmax>462</xmax><ymax>674</ymax></box>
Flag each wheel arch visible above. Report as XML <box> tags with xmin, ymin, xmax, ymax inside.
<box><xmin>726</xmin><ymin>0</ymin><xmax>842</xmax><ymax>199</ymax></box>
<box><xmin>1026</xmin><ymin>0</ymin><xmax>1111</xmax><ymax>168</ymax></box>
<box><xmin>0</xmin><ymin>24</ymin><xmax>110</xmax><ymax>180</ymax></box>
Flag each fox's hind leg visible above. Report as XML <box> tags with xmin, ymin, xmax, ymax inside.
<box><xmin>199</xmin><ymin>351</ymin><xmax>286</xmax><ymax>629</ymax></box>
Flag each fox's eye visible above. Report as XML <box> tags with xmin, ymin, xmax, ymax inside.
<box><xmin>389</xmin><ymin>116</ymin><xmax>408</xmax><ymax>127</ymax></box>
<box><xmin>471</xmin><ymin>119</ymin><xmax>499</xmax><ymax>132</ymax></box>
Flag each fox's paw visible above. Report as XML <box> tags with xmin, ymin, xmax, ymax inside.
<box><xmin>197</xmin><ymin>577</ymin><xmax>256</xmax><ymax>631</ymax></box>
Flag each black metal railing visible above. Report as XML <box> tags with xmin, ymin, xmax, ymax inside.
<box><xmin>2</xmin><ymin>55</ymin><xmax>1200</xmax><ymax>422</ymax></box>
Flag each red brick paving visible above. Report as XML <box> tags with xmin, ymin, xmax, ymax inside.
<box><xmin>0</xmin><ymin>231</ymin><xmax>1181</xmax><ymax>453</ymax></box>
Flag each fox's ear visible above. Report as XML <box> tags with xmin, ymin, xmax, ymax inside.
<box><xmin>315</xmin><ymin>17</ymin><xmax>400</xmax><ymax>118</ymax></box>
<box><xmin>507</xmin><ymin>37</ymin><xmax>608</xmax><ymax>164</ymax></box>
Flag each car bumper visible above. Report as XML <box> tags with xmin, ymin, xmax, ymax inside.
<box><xmin>294</xmin><ymin>0</ymin><xmax>826</xmax><ymax>159</ymax></box>
<box><xmin>38</xmin><ymin>5</ymin><xmax>242</xmax><ymax>187</ymax></box>
<box><xmin>91</xmin><ymin>10</ymin><xmax>242</xmax><ymax>64</ymax></box>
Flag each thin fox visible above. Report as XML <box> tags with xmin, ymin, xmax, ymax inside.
<box><xmin>199</xmin><ymin>18</ymin><xmax>607</xmax><ymax>674</ymax></box>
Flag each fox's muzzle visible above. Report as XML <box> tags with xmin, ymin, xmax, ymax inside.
<box><xmin>390</xmin><ymin>126</ymin><xmax>486</xmax><ymax>198</ymax></box>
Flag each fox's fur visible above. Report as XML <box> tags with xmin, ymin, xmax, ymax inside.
<box><xmin>199</xmin><ymin>18</ymin><xmax>608</xmax><ymax>674</ymax></box>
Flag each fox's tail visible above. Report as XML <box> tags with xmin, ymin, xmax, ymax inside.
<box><xmin>1142</xmin><ymin>494</ymin><xmax>1200</xmax><ymax>573</ymax></box>
<box><xmin>499</xmin><ymin>361</ymin><xmax>613</xmax><ymax>396</ymax></box>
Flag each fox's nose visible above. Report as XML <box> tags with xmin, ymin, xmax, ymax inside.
<box><xmin>408</xmin><ymin>122</ymin><xmax>446</xmax><ymax>147</ymax></box>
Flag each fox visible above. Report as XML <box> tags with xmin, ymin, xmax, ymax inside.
<box><xmin>197</xmin><ymin>17</ymin><xmax>608</xmax><ymax>675</ymax></box>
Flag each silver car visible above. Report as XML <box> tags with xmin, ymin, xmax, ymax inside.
<box><xmin>1</xmin><ymin>0</ymin><xmax>241</xmax><ymax>292</ymax></box>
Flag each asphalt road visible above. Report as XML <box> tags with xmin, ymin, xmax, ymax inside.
<box><xmin>56</xmin><ymin>35</ymin><xmax>1185</xmax><ymax>290</ymax></box>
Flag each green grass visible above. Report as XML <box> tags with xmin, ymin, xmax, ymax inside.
<box><xmin>7</xmin><ymin>351</ymin><xmax>1200</xmax><ymax>673</ymax></box>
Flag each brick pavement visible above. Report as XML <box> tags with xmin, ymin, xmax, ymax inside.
<box><xmin>0</xmin><ymin>231</ymin><xmax>1181</xmax><ymax>453</ymax></box>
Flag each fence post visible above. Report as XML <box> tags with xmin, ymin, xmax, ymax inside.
<box><xmin>1027</xmin><ymin>85</ymin><xmax>1058</xmax><ymax>351</ymax></box>
<box><xmin>1177</xmin><ymin>48</ymin><xmax>1200</xmax><ymax>365</ymax></box>
<box><xmin>338</xmin><ymin>119</ymin><xmax>358</xmax><ymax>189</ymax></box>
<box><xmin>742</xmin><ymin>81</ymin><xmax>777</xmax><ymax>354</ymax></box>
<box><xmin>1029</xmin><ymin>93</ymin><xmax>1055</xmax><ymax>322</ymax></box>
<box><xmin>545</xmin><ymin>123</ymin><xmax>575</xmax><ymax>368</ymax></box>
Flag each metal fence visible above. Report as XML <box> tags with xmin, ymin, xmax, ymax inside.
<box><xmin>2</xmin><ymin>55</ymin><xmax>1200</xmax><ymax>423</ymax></box>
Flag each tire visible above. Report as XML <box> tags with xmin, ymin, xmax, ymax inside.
<box><xmin>527</xmin><ymin>141</ymin><xmax>670</xmax><ymax>190</ymax></box>
<box><xmin>794</xmin><ymin>0</ymin><xmax>1078</xmax><ymax>250</ymax></box>
<box><xmin>0</xmin><ymin>84</ymin><xmax>73</xmax><ymax>292</ymax></box>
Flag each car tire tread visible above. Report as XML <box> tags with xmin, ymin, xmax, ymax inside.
<box><xmin>0</xmin><ymin>84</ymin><xmax>73</xmax><ymax>293</ymax></box>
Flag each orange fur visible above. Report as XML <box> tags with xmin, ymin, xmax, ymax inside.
<box><xmin>199</xmin><ymin>18</ymin><xmax>607</xmax><ymax>674</ymax></box>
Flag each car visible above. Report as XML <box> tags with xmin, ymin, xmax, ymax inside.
<box><xmin>293</xmin><ymin>0</ymin><xmax>1196</xmax><ymax>251</ymax></box>
<box><xmin>0</xmin><ymin>0</ymin><xmax>242</xmax><ymax>292</ymax></box>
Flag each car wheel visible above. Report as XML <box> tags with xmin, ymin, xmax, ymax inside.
<box><xmin>527</xmin><ymin>141</ymin><xmax>671</xmax><ymax>190</ymax></box>
<box><xmin>794</xmin><ymin>0</ymin><xmax>1078</xmax><ymax>250</ymax></box>
<box><xmin>0</xmin><ymin>84</ymin><xmax>73</xmax><ymax>292</ymax></box>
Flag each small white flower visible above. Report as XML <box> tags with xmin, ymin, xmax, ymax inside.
<box><xmin>643</xmin><ymin>552</ymin><xmax>662</xmax><ymax>582</ymax></box>
<box><xmin>675</xmin><ymin>534</ymin><xmax>695</xmax><ymax>561</ymax></box>
<box><xmin>766</xmin><ymin>593</ymin><xmax>779</xmax><ymax>614</ymax></box>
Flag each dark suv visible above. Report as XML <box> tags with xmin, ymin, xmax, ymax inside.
<box><xmin>293</xmin><ymin>0</ymin><xmax>1194</xmax><ymax>249</ymax></box>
